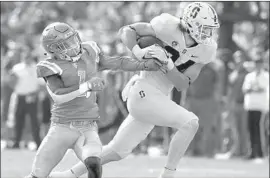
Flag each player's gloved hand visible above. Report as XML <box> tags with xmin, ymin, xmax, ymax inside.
<box><xmin>148</xmin><ymin>45</ymin><xmax>175</xmax><ymax>71</ymax></box>
<box><xmin>142</xmin><ymin>58</ymin><xmax>168</xmax><ymax>73</ymax></box>
<box><xmin>132</xmin><ymin>44</ymin><xmax>152</xmax><ymax>60</ymax></box>
<box><xmin>86</xmin><ymin>77</ymin><xmax>106</xmax><ymax>91</ymax></box>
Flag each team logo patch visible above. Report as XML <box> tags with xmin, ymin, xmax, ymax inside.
<box><xmin>139</xmin><ymin>90</ymin><xmax>146</xmax><ymax>98</ymax></box>
<box><xmin>172</xmin><ymin>41</ymin><xmax>178</xmax><ymax>47</ymax></box>
<box><xmin>182</xmin><ymin>49</ymin><xmax>187</xmax><ymax>54</ymax></box>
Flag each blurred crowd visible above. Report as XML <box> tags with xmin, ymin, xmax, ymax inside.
<box><xmin>1</xmin><ymin>2</ymin><xmax>269</xmax><ymax>161</ymax></box>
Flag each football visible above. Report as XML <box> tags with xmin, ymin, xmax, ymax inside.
<box><xmin>137</xmin><ymin>36</ymin><xmax>164</xmax><ymax>48</ymax></box>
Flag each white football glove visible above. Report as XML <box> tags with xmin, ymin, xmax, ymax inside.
<box><xmin>132</xmin><ymin>44</ymin><xmax>168</xmax><ymax>73</ymax></box>
<box><xmin>132</xmin><ymin>44</ymin><xmax>152</xmax><ymax>60</ymax></box>
<box><xmin>148</xmin><ymin>45</ymin><xmax>175</xmax><ymax>71</ymax></box>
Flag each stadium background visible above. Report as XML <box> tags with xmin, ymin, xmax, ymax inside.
<box><xmin>1</xmin><ymin>1</ymin><xmax>269</xmax><ymax>178</ymax></box>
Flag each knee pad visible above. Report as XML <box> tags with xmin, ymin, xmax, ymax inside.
<box><xmin>84</xmin><ymin>156</ymin><xmax>102</xmax><ymax>178</ymax></box>
<box><xmin>180</xmin><ymin>113</ymin><xmax>199</xmax><ymax>133</ymax></box>
<box><xmin>189</xmin><ymin>119</ymin><xmax>199</xmax><ymax>133</ymax></box>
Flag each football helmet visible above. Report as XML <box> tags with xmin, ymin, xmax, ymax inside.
<box><xmin>182</xmin><ymin>2</ymin><xmax>220</xmax><ymax>45</ymax></box>
<box><xmin>41</xmin><ymin>22</ymin><xmax>82</xmax><ymax>62</ymax></box>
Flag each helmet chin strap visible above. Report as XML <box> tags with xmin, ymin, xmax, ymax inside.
<box><xmin>71</xmin><ymin>53</ymin><xmax>82</xmax><ymax>62</ymax></box>
<box><xmin>61</xmin><ymin>46</ymin><xmax>83</xmax><ymax>62</ymax></box>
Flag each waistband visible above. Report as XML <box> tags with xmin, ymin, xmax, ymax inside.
<box><xmin>51</xmin><ymin>116</ymin><xmax>100</xmax><ymax>124</ymax></box>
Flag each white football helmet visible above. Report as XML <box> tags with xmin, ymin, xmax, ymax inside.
<box><xmin>182</xmin><ymin>2</ymin><xmax>220</xmax><ymax>45</ymax></box>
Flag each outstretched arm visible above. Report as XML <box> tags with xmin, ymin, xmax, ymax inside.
<box><xmin>97</xmin><ymin>23</ymin><xmax>164</xmax><ymax>72</ymax></box>
<box><xmin>98</xmin><ymin>54</ymin><xmax>162</xmax><ymax>72</ymax></box>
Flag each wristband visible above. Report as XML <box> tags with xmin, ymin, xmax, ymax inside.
<box><xmin>79</xmin><ymin>82</ymin><xmax>89</xmax><ymax>94</ymax></box>
<box><xmin>167</xmin><ymin>59</ymin><xmax>175</xmax><ymax>71</ymax></box>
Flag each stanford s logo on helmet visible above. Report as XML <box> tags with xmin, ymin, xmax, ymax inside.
<box><xmin>182</xmin><ymin>2</ymin><xmax>220</xmax><ymax>45</ymax></box>
<box><xmin>41</xmin><ymin>22</ymin><xmax>82</xmax><ymax>62</ymax></box>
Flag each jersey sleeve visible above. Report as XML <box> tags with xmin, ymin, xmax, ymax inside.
<box><xmin>150</xmin><ymin>13</ymin><xmax>176</xmax><ymax>39</ymax></box>
<box><xmin>36</xmin><ymin>60</ymin><xmax>63</xmax><ymax>78</ymax></box>
<box><xmin>82</xmin><ymin>41</ymin><xmax>102</xmax><ymax>64</ymax></box>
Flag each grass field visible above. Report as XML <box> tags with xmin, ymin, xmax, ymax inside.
<box><xmin>1</xmin><ymin>149</ymin><xmax>269</xmax><ymax>178</ymax></box>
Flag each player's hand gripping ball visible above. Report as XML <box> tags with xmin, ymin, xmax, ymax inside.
<box><xmin>137</xmin><ymin>36</ymin><xmax>168</xmax><ymax>73</ymax></box>
<box><xmin>137</xmin><ymin>36</ymin><xmax>164</xmax><ymax>49</ymax></box>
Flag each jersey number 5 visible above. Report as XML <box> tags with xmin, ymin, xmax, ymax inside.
<box><xmin>78</xmin><ymin>70</ymin><xmax>91</xmax><ymax>98</ymax></box>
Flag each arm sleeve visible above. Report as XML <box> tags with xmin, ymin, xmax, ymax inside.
<box><xmin>98</xmin><ymin>55</ymin><xmax>146</xmax><ymax>71</ymax></box>
<box><xmin>45</xmin><ymin>74</ymin><xmax>89</xmax><ymax>104</ymax></box>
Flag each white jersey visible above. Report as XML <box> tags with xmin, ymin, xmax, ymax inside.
<box><xmin>139</xmin><ymin>13</ymin><xmax>217</xmax><ymax>95</ymax></box>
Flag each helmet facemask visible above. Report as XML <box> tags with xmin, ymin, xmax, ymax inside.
<box><xmin>48</xmin><ymin>32</ymin><xmax>83</xmax><ymax>62</ymax></box>
<box><xmin>188</xmin><ymin>23</ymin><xmax>218</xmax><ymax>45</ymax></box>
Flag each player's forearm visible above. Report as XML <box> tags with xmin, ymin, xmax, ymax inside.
<box><xmin>53</xmin><ymin>85</ymin><xmax>79</xmax><ymax>95</ymax></box>
<box><xmin>47</xmin><ymin>83</ymin><xmax>89</xmax><ymax>104</ymax></box>
<box><xmin>99</xmin><ymin>55</ymin><xmax>146</xmax><ymax>71</ymax></box>
<box><xmin>166</xmin><ymin>67</ymin><xmax>190</xmax><ymax>91</ymax></box>
<box><xmin>168</xmin><ymin>62</ymin><xmax>203</xmax><ymax>91</ymax></box>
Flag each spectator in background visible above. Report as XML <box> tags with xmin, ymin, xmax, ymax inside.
<box><xmin>38</xmin><ymin>84</ymin><xmax>51</xmax><ymax>138</ymax></box>
<box><xmin>186</xmin><ymin>59</ymin><xmax>224</xmax><ymax>157</ymax></box>
<box><xmin>226</xmin><ymin>51</ymin><xmax>249</xmax><ymax>158</ymax></box>
<box><xmin>1</xmin><ymin>46</ymin><xmax>22</xmax><ymax>123</ymax></box>
<box><xmin>8</xmin><ymin>49</ymin><xmax>42</xmax><ymax>149</ymax></box>
<box><xmin>242</xmin><ymin>58</ymin><xmax>269</xmax><ymax>162</ymax></box>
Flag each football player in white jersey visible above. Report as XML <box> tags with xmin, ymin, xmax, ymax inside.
<box><xmin>50</xmin><ymin>2</ymin><xmax>220</xmax><ymax>178</ymax></box>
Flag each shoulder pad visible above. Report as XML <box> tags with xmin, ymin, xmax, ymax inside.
<box><xmin>150</xmin><ymin>13</ymin><xmax>177</xmax><ymax>32</ymax></box>
<box><xmin>82</xmin><ymin>41</ymin><xmax>102</xmax><ymax>63</ymax></box>
<box><xmin>36</xmin><ymin>59</ymin><xmax>63</xmax><ymax>78</ymax></box>
<box><xmin>150</xmin><ymin>13</ymin><xmax>180</xmax><ymax>43</ymax></box>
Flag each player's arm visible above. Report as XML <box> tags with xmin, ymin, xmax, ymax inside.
<box><xmin>45</xmin><ymin>75</ymin><xmax>105</xmax><ymax>104</ymax></box>
<box><xmin>36</xmin><ymin>60</ymin><xmax>104</xmax><ymax>104</ymax></box>
<box><xmin>36</xmin><ymin>61</ymin><xmax>90</xmax><ymax>104</ymax></box>
<box><xmin>45</xmin><ymin>74</ymin><xmax>87</xmax><ymax>104</ymax></box>
<box><xmin>148</xmin><ymin>47</ymin><xmax>204</xmax><ymax>91</ymax></box>
<box><xmin>118</xmin><ymin>22</ymin><xmax>156</xmax><ymax>60</ymax></box>
<box><xmin>167</xmin><ymin>63</ymin><xmax>204</xmax><ymax>91</ymax></box>
<box><xmin>98</xmin><ymin>54</ymin><xmax>162</xmax><ymax>72</ymax></box>
<box><xmin>82</xmin><ymin>41</ymin><xmax>162</xmax><ymax>72</ymax></box>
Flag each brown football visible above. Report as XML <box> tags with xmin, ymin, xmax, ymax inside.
<box><xmin>137</xmin><ymin>36</ymin><xmax>164</xmax><ymax>48</ymax></box>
